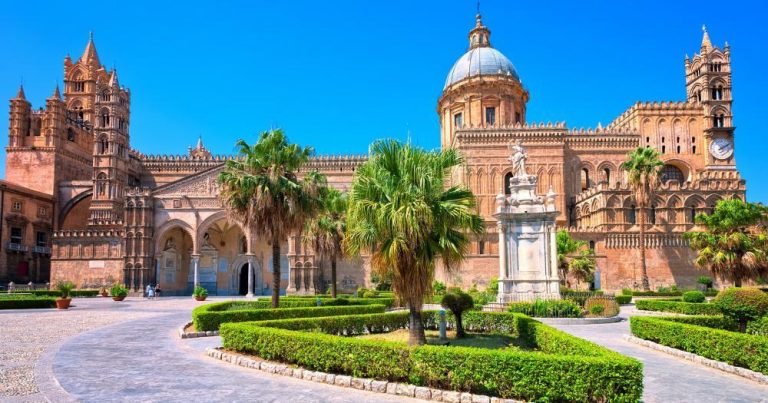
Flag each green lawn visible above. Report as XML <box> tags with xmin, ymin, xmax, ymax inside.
<box><xmin>356</xmin><ymin>329</ymin><xmax>531</xmax><ymax>350</ymax></box>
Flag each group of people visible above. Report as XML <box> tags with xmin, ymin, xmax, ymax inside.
<box><xmin>145</xmin><ymin>284</ymin><xmax>162</xmax><ymax>299</ymax></box>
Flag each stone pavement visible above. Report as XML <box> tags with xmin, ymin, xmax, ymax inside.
<box><xmin>551</xmin><ymin>306</ymin><xmax>768</xmax><ymax>403</ymax></box>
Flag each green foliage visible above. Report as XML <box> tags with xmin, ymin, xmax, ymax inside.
<box><xmin>432</xmin><ymin>281</ymin><xmax>447</xmax><ymax>295</ymax></box>
<box><xmin>220</xmin><ymin>311</ymin><xmax>643</xmax><ymax>401</ymax></box>
<box><xmin>685</xmin><ymin>199</ymin><xmax>768</xmax><ymax>287</ymax></box>
<box><xmin>621</xmin><ymin>288</ymin><xmax>633</xmax><ymax>296</ymax></box>
<box><xmin>584</xmin><ymin>296</ymin><xmax>619</xmax><ymax>317</ymax></box>
<box><xmin>635</xmin><ymin>299</ymin><xmax>721</xmax><ymax>315</ymax></box>
<box><xmin>55</xmin><ymin>281</ymin><xmax>75</xmax><ymax>299</ymax></box>
<box><xmin>555</xmin><ymin>230</ymin><xmax>595</xmax><ymax>286</ymax></box>
<box><xmin>561</xmin><ymin>291</ymin><xmax>606</xmax><ymax>307</ymax></box>
<box><xmin>370</xmin><ymin>270</ymin><xmax>393</xmax><ymax>291</ymax></box>
<box><xmin>441</xmin><ymin>291</ymin><xmax>474</xmax><ymax>337</ymax></box>
<box><xmin>0</xmin><ymin>296</ymin><xmax>57</xmax><ymax>309</ymax></box>
<box><xmin>192</xmin><ymin>302</ymin><xmax>385</xmax><ymax>331</ymax></box>
<box><xmin>616</xmin><ymin>295</ymin><xmax>632</xmax><ymax>304</ymax></box>
<box><xmin>631</xmin><ymin>315</ymin><xmax>768</xmax><ymax>375</ymax></box>
<box><xmin>507</xmin><ymin>299</ymin><xmax>583</xmax><ymax>318</ymax></box>
<box><xmin>192</xmin><ymin>286</ymin><xmax>208</xmax><ymax>298</ymax></box>
<box><xmin>345</xmin><ymin>140</ymin><xmax>484</xmax><ymax>344</ymax></box>
<box><xmin>487</xmin><ymin>278</ymin><xmax>499</xmax><ymax>296</ymax></box>
<box><xmin>746</xmin><ymin>317</ymin><xmax>768</xmax><ymax>336</ymax></box>
<box><xmin>110</xmin><ymin>283</ymin><xmax>128</xmax><ymax>297</ymax></box>
<box><xmin>304</xmin><ymin>187</ymin><xmax>347</xmax><ymax>297</ymax></box>
<box><xmin>714</xmin><ymin>287</ymin><xmax>768</xmax><ymax>331</ymax></box>
<box><xmin>362</xmin><ymin>290</ymin><xmax>378</xmax><ymax>298</ymax></box>
<box><xmin>697</xmin><ymin>276</ymin><xmax>714</xmax><ymax>288</ymax></box>
<box><xmin>682</xmin><ymin>290</ymin><xmax>706</xmax><ymax>303</ymax></box>
<box><xmin>4</xmin><ymin>289</ymin><xmax>99</xmax><ymax>297</ymax></box>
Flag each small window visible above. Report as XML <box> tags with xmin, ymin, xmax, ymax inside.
<box><xmin>661</xmin><ymin>145</ymin><xmax>666</xmax><ymax>153</ymax></box>
<box><xmin>485</xmin><ymin>107</ymin><xmax>496</xmax><ymax>126</ymax></box>
<box><xmin>589</xmin><ymin>240</ymin><xmax>595</xmax><ymax>251</ymax></box>
<box><xmin>478</xmin><ymin>240</ymin><xmax>485</xmax><ymax>255</ymax></box>
<box><xmin>504</xmin><ymin>172</ymin><xmax>514</xmax><ymax>195</ymax></box>
<box><xmin>38</xmin><ymin>206</ymin><xmax>48</xmax><ymax>217</ymax></box>
<box><xmin>627</xmin><ymin>205</ymin><xmax>637</xmax><ymax>225</ymax></box>
<box><xmin>74</xmin><ymin>82</ymin><xmax>84</xmax><ymax>92</ymax></box>
<box><xmin>36</xmin><ymin>232</ymin><xmax>47</xmax><ymax>247</ymax></box>
<box><xmin>67</xmin><ymin>128</ymin><xmax>75</xmax><ymax>141</ymax></box>
<box><xmin>10</xmin><ymin>227</ymin><xmax>22</xmax><ymax>244</ymax></box>
<box><xmin>11</xmin><ymin>201</ymin><xmax>22</xmax><ymax>212</ymax></box>
<box><xmin>690</xmin><ymin>207</ymin><xmax>697</xmax><ymax>223</ymax></box>
<box><xmin>515</xmin><ymin>112</ymin><xmax>521</xmax><ymax>124</ymax></box>
<box><xmin>650</xmin><ymin>206</ymin><xmax>657</xmax><ymax>225</ymax></box>
<box><xmin>603</xmin><ymin>168</ymin><xmax>611</xmax><ymax>184</ymax></box>
<box><xmin>453</xmin><ymin>112</ymin><xmax>463</xmax><ymax>128</ymax></box>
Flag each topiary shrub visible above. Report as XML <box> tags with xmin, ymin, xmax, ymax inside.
<box><xmin>714</xmin><ymin>287</ymin><xmax>768</xmax><ymax>332</ymax></box>
<box><xmin>682</xmin><ymin>290</ymin><xmax>706</xmax><ymax>303</ymax></box>
<box><xmin>746</xmin><ymin>317</ymin><xmax>768</xmax><ymax>337</ymax></box>
<box><xmin>441</xmin><ymin>291</ymin><xmax>474</xmax><ymax>337</ymax></box>
<box><xmin>584</xmin><ymin>296</ymin><xmax>619</xmax><ymax>318</ymax></box>
<box><xmin>616</xmin><ymin>295</ymin><xmax>632</xmax><ymax>304</ymax></box>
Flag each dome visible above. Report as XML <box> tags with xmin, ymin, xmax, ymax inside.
<box><xmin>444</xmin><ymin>47</ymin><xmax>519</xmax><ymax>89</ymax></box>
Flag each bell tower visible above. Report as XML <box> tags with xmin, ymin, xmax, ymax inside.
<box><xmin>685</xmin><ymin>26</ymin><xmax>735</xmax><ymax>169</ymax></box>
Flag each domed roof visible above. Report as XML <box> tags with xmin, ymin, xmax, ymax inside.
<box><xmin>444</xmin><ymin>47</ymin><xmax>519</xmax><ymax>89</ymax></box>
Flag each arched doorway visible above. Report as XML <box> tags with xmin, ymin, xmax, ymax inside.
<box><xmin>239</xmin><ymin>263</ymin><xmax>249</xmax><ymax>295</ymax></box>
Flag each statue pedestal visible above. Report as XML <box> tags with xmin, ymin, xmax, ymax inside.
<box><xmin>494</xmin><ymin>174</ymin><xmax>561</xmax><ymax>302</ymax></box>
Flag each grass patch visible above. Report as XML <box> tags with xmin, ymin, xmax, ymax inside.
<box><xmin>356</xmin><ymin>329</ymin><xmax>528</xmax><ymax>350</ymax></box>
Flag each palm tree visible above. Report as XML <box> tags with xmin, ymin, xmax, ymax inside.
<box><xmin>556</xmin><ymin>230</ymin><xmax>596</xmax><ymax>288</ymax></box>
<box><xmin>345</xmin><ymin>140</ymin><xmax>484</xmax><ymax>345</ymax></box>
<box><xmin>304</xmin><ymin>187</ymin><xmax>347</xmax><ymax>298</ymax></box>
<box><xmin>218</xmin><ymin>129</ymin><xmax>323</xmax><ymax>307</ymax></box>
<box><xmin>620</xmin><ymin>147</ymin><xmax>663</xmax><ymax>291</ymax></box>
<box><xmin>685</xmin><ymin>199</ymin><xmax>768</xmax><ymax>287</ymax></box>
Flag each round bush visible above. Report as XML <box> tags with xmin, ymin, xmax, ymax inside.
<box><xmin>362</xmin><ymin>290</ymin><xmax>378</xmax><ymax>298</ymax></box>
<box><xmin>714</xmin><ymin>287</ymin><xmax>768</xmax><ymax>331</ymax></box>
<box><xmin>584</xmin><ymin>296</ymin><xmax>619</xmax><ymax>318</ymax></box>
<box><xmin>682</xmin><ymin>291</ymin><xmax>706</xmax><ymax>303</ymax></box>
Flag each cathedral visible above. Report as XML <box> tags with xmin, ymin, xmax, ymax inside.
<box><xmin>2</xmin><ymin>15</ymin><xmax>744</xmax><ymax>295</ymax></box>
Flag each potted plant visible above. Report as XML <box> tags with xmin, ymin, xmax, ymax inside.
<box><xmin>99</xmin><ymin>287</ymin><xmax>109</xmax><ymax>297</ymax></box>
<box><xmin>110</xmin><ymin>283</ymin><xmax>129</xmax><ymax>301</ymax></box>
<box><xmin>55</xmin><ymin>281</ymin><xmax>75</xmax><ymax>309</ymax></box>
<box><xmin>697</xmin><ymin>276</ymin><xmax>713</xmax><ymax>291</ymax></box>
<box><xmin>192</xmin><ymin>285</ymin><xmax>208</xmax><ymax>301</ymax></box>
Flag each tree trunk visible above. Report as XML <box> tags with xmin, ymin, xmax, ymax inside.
<box><xmin>455</xmin><ymin>312</ymin><xmax>465</xmax><ymax>338</ymax></box>
<box><xmin>271</xmin><ymin>238</ymin><xmax>281</xmax><ymax>308</ymax></box>
<box><xmin>639</xmin><ymin>206</ymin><xmax>651</xmax><ymax>291</ymax></box>
<box><xmin>734</xmin><ymin>276</ymin><xmax>742</xmax><ymax>288</ymax></box>
<box><xmin>330</xmin><ymin>256</ymin><xmax>337</xmax><ymax>298</ymax></box>
<box><xmin>408</xmin><ymin>304</ymin><xmax>427</xmax><ymax>346</ymax></box>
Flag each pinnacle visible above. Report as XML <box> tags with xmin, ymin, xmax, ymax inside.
<box><xmin>16</xmin><ymin>84</ymin><xmax>26</xmax><ymax>100</ymax></box>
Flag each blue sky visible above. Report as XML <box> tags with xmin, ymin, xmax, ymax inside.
<box><xmin>1</xmin><ymin>1</ymin><xmax>766</xmax><ymax>201</ymax></box>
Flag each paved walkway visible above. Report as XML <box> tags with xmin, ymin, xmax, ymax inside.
<box><xmin>551</xmin><ymin>306</ymin><xmax>768</xmax><ymax>403</ymax></box>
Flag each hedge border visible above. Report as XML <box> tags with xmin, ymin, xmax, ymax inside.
<box><xmin>221</xmin><ymin>311</ymin><xmax>643</xmax><ymax>402</ymax></box>
<box><xmin>0</xmin><ymin>296</ymin><xmax>57</xmax><ymax>309</ymax></box>
<box><xmin>3</xmin><ymin>290</ymin><xmax>100</xmax><ymax>297</ymax></box>
<box><xmin>192</xmin><ymin>303</ymin><xmax>386</xmax><ymax>331</ymax></box>
<box><xmin>630</xmin><ymin>315</ymin><xmax>768</xmax><ymax>375</ymax></box>
<box><xmin>634</xmin><ymin>299</ymin><xmax>721</xmax><ymax>315</ymax></box>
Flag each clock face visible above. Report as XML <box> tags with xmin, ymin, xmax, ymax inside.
<box><xmin>709</xmin><ymin>138</ymin><xmax>734</xmax><ymax>160</ymax></box>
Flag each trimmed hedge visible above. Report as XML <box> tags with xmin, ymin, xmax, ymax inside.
<box><xmin>616</xmin><ymin>295</ymin><xmax>632</xmax><ymax>304</ymax></box>
<box><xmin>0</xmin><ymin>296</ymin><xmax>57</xmax><ymax>309</ymax></box>
<box><xmin>635</xmin><ymin>299</ymin><xmax>721</xmax><ymax>315</ymax></box>
<box><xmin>265</xmin><ymin>296</ymin><xmax>396</xmax><ymax>308</ymax></box>
<box><xmin>4</xmin><ymin>289</ymin><xmax>99</xmax><ymax>297</ymax></box>
<box><xmin>631</xmin><ymin>315</ymin><xmax>768</xmax><ymax>375</ymax></box>
<box><xmin>221</xmin><ymin>311</ymin><xmax>643</xmax><ymax>401</ymax></box>
<box><xmin>629</xmin><ymin>290</ymin><xmax>719</xmax><ymax>297</ymax></box>
<box><xmin>193</xmin><ymin>302</ymin><xmax>386</xmax><ymax>331</ymax></box>
<box><xmin>747</xmin><ymin>317</ymin><xmax>768</xmax><ymax>336</ymax></box>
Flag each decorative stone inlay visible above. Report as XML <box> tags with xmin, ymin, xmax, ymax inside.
<box><xmin>623</xmin><ymin>335</ymin><xmax>768</xmax><ymax>385</ymax></box>
<box><xmin>204</xmin><ymin>347</ymin><xmax>523</xmax><ymax>402</ymax></box>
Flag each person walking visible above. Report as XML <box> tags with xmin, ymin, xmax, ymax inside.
<box><xmin>146</xmin><ymin>283</ymin><xmax>155</xmax><ymax>299</ymax></box>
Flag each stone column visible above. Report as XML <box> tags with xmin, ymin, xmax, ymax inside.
<box><xmin>246</xmin><ymin>254</ymin><xmax>255</xmax><ymax>298</ymax></box>
<box><xmin>192</xmin><ymin>254</ymin><xmax>200</xmax><ymax>288</ymax></box>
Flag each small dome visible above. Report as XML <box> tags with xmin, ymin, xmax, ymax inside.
<box><xmin>444</xmin><ymin>47</ymin><xmax>520</xmax><ymax>89</ymax></box>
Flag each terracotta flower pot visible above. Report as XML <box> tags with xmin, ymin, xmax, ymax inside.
<box><xmin>194</xmin><ymin>296</ymin><xmax>207</xmax><ymax>301</ymax></box>
<box><xmin>112</xmin><ymin>296</ymin><xmax>126</xmax><ymax>301</ymax></box>
<box><xmin>56</xmin><ymin>298</ymin><xmax>71</xmax><ymax>309</ymax></box>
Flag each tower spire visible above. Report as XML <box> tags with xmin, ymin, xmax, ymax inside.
<box><xmin>80</xmin><ymin>31</ymin><xmax>101</xmax><ymax>66</ymax></box>
<box><xmin>15</xmin><ymin>84</ymin><xmax>26</xmax><ymax>100</ymax></box>
<box><xmin>51</xmin><ymin>84</ymin><xmax>61</xmax><ymax>100</ymax></box>
<box><xmin>701</xmin><ymin>24</ymin><xmax>712</xmax><ymax>50</ymax></box>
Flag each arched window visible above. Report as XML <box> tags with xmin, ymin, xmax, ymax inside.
<box><xmin>659</xmin><ymin>165</ymin><xmax>685</xmax><ymax>184</ymax></box>
<box><xmin>98</xmin><ymin>135</ymin><xmax>109</xmax><ymax>154</ymax></box>
<box><xmin>650</xmin><ymin>205</ymin><xmax>657</xmax><ymax>225</ymax></box>
<box><xmin>101</xmin><ymin>91</ymin><xmax>111</xmax><ymax>102</ymax></box>
<box><xmin>96</xmin><ymin>172</ymin><xmax>107</xmax><ymax>196</ymax></box>
<box><xmin>603</xmin><ymin>168</ymin><xmax>611</xmax><ymax>185</ymax></box>
<box><xmin>504</xmin><ymin>172</ymin><xmax>513</xmax><ymax>195</ymax></box>
<box><xmin>690</xmin><ymin>207</ymin><xmax>697</xmax><ymax>223</ymax></box>
<box><xmin>580</xmin><ymin>168</ymin><xmax>590</xmax><ymax>191</ymax></box>
<box><xmin>100</xmin><ymin>109</ymin><xmax>110</xmax><ymax>128</ymax></box>
<box><xmin>67</xmin><ymin>128</ymin><xmax>75</xmax><ymax>142</ymax></box>
<box><xmin>713</xmin><ymin>114</ymin><xmax>725</xmax><ymax>128</ymax></box>
<box><xmin>627</xmin><ymin>204</ymin><xmax>637</xmax><ymax>224</ymax></box>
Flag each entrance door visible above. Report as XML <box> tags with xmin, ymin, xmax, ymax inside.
<box><xmin>239</xmin><ymin>264</ymin><xmax>249</xmax><ymax>295</ymax></box>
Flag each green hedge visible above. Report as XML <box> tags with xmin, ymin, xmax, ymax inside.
<box><xmin>747</xmin><ymin>317</ymin><xmax>768</xmax><ymax>336</ymax></box>
<box><xmin>616</xmin><ymin>295</ymin><xmax>632</xmax><ymax>304</ymax></box>
<box><xmin>221</xmin><ymin>311</ymin><xmax>643</xmax><ymax>402</ymax></box>
<box><xmin>193</xmin><ymin>303</ymin><xmax>386</xmax><ymax>331</ymax></box>
<box><xmin>507</xmin><ymin>299</ymin><xmax>583</xmax><ymax>318</ymax></box>
<box><xmin>628</xmin><ymin>290</ymin><xmax>718</xmax><ymax>297</ymax></box>
<box><xmin>263</xmin><ymin>296</ymin><xmax>396</xmax><ymax>308</ymax></box>
<box><xmin>635</xmin><ymin>299</ymin><xmax>721</xmax><ymax>315</ymax></box>
<box><xmin>631</xmin><ymin>315</ymin><xmax>768</xmax><ymax>375</ymax></box>
<box><xmin>4</xmin><ymin>289</ymin><xmax>99</xmax><ymax>297</ymax></box>
<box><xmin>0</xmin><ymin>296</ymin><xmax>57</xmax><ymax>309</ymax></box>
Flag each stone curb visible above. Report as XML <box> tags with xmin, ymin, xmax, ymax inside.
<box><xmin>178</xmin><ymin>321</ymin><xmax>218</xmax><ymax>339</ymax></box>
<box><xmin>623</xmin><ymin>335</ymin><xmax>768</xmax><ymax>385</ymax></box>
<box><xmin>535</xmin><ymin>316</ymin><xmax>623</xmax><ymax>325</ymax></box>
<box><xmin>204</xmin><ymin>347</ymin><xmax>522</xmax><ymax>402</ymax></box>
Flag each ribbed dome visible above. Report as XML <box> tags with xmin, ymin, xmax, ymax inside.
<box><xmin>444</xmin><ymin>47</ymin><xmax>520</xmax><ymax>89</ymax></box>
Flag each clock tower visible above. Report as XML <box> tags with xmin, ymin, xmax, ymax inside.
<box><xmin>685</xmin><ymin>26</ymin><xmax>735</xmax><ymax>169</ymax></box>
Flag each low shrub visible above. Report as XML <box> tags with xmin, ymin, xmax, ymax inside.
<box><xmin>682</xmin><ymin>290</ymin><xmax>706</xmax><ymax>303</ymax></box>
<box><xmin>747</xmin><ymin>317</ymin><xmax>768</xmax><ymax>337</ymax></box>
<box><xmin>0</xmin><ymin>296</ymin><xmax>57</xmax><ymax>309</ymax></box>
<box><xmin>630</xmin><ymin>315</ymin><xmax>768</xmax><ymax>375</ymax></box>
<box><xmin>362</xmin><ymin>290</ymin><xmax>378</xmax><ymax>298</ymax></box>
<box><xmin>616</xmin><ymin>295</ymin><xmax>632</xmax><ymax>304</ymax></box>
<box><xmin>714</xmin><ymin>287</ymin><xmax>768</xmax><ymax>332</ymax></box>
<box><xmin>192</xmin><ymin>285</ymin><xmax>208</xmax><ymax>298</ymax></box>
<box><xmin>635</xmin><ymin>299</ymin><xmax>721</xmax><ymax>315</ymax></box>
<box><xmin>221</xmin><ymin>311</ymin><xmax>643</xmax><ymax>401</ymax></box>
<box><xmin>561</xmin><ymin>291</ymin><xmax>607</xmax><ymax>307</ymax></box>
<box><xmin>110</xmin><ymin>283</ymin><xmax>128</xmax><ymax>297</ymax></box>
<box><xmin>507</xmin><ymin>299</ymin><xmax>583</xmax><ymax>318</ymax></box>
<box><xmin>278</xmin><ymin>296</ymin><xmax>396</xmax><ymax>308</ymax></box>
<box><xmin>4</xmin><ymin>289</ymin><xmax>99</xmax><ymax>297</ymax></box>
<box><xmin>56</xmin><ymin>281</ymin><xmax>75</xmax><ymax>299</ymax></box>
<box><xmin>584</xmin><ymin>296</ymin><xmax>619</xmax><ymax>318</ymax></box>
<box><xmin>621</xmin><ymin>288</ymin><xmax>633</xmax><ymax>296</ymax></box>
<box><xmin>193</xmin><ymin>303</ymin><xmax>385</xmax><ymax>331</ymax></box>
<box><xmin>697</xmin><ymin>276</ymin><xmax>714</xmax><ymax>289</ymax></box>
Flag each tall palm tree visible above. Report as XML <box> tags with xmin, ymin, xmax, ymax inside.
<box><xmin>304</xmin><ymin>187</ymin><xmax>347</xmax><ymax>298</ymax></box>
<box><xmin>345</xmin><ymin>140</ymin><xmax>484</xmax><ymax>345</ymax></box>
<box><xmin>685</xmin><ymin>199</ymin><xmax>768</xmax><ymax>287</ymax></box>
<box><xmin>620</xmin><ymin>147</ymin><xmax>663</xmax><ymax>291</ymax></box>
<box><xmin>218</xmin><ymin>129</ymin><xmax>322</xmax><ymax>307</ymax></box>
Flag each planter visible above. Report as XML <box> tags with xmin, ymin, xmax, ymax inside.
<box><xmin>101</xmin><ymin>291</ymin><xmax>109</xmax><ymax>297</ymax></box>
<box><xmin>55</xmin><ymin>298</ymin><xmax>72</xmax><ymax>309</ymax></box>
<box><xmin>112</xmin><ymin>296</ymin><xmax>126</xmax><ymax>301</ymax></box>
<box><xmin>194</xmin><ymin>296</ymin><xmax>207</xmax><ymax>301</ymax></box>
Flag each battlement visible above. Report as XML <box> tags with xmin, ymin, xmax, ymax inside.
<box><xmin>53</xmin><ymin>229</ymin><xmax>123</xmax><ymax>238</ymax></box>
<box><xmin>609</xmin><ymin>101</ymin><xmax>703</xmax><ymax>129</ymax></box>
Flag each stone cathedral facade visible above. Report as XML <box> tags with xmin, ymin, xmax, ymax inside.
<box><xmin>3</xmin><ymin>15</ymin><xmax>745</xmax><ymax>295</ymax></box>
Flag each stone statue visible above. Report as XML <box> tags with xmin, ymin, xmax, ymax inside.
<box><xmin>508</xmin><ymin>140</ymin><xmax>528</xmax><ymax>176</ymax></box>
<box><xmin>164</xmin><ymin>237</ymin><xmax>175</xmax><ymax>251</ymax></box>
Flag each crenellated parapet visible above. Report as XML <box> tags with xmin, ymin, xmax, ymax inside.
<box><xmin>608</xmin><ymin>100</ymin><xmax>704</xmax><ymax>130</ymax></box>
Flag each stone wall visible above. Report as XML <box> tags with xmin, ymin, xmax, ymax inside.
<box><xmin>51</xmin><ymin>230</ymin><xmax>124</xmax><ymax>289</ymax></box>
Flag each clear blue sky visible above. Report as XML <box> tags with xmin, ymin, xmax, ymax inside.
<box><xmin>1</xmin><ymin>1</ymin><xmax>766</xmax><ymax>201</ymax></box>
